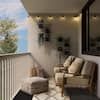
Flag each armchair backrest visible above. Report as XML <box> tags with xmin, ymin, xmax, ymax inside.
<box><xmin>81</xmin><ymin>61</ymin><xmax>96</xmax><ymax>77</ymax></box>
<box><xmin>81</xmin><ymin>61</ymin><xmax>96</xmax><ymax>86</ymax></box>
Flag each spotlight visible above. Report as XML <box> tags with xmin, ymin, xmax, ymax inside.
<box><xmin>35</xmin><ymin>16</ymin><xmax>42</xmax><ymax>21</ymax></box>
<box><xmin>92</xmin><ymin>15</ymin><xmax>97</xmax><ymax>20</ymax></box>
<box><xmin>59</xmin><ymin>16</ymin><xmax>66</xmax><ymax>21</ymax></box>
<box><xmin>73</xmin><ymin>15</ymin><xmax>80</xmax><ymax>21</ymax></box>
<box><xmin>47</xmin><ymin>16</ymin><xmax>54</xmax><ymax>21</ymax></box>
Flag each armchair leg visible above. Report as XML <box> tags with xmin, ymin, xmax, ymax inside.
<box><xmin>61</xmin><ymin>75</ymin><xmax>65</xmax><ymax>97</ymax></box>
<box><xmin>61</xmin><ymin>84</ymin><xmax>64</xmax><ymax>97</ymax></box>
<box><xmin>88</xmin><ymin>86</ymin><xmax>93</xmax><ymax>94</ymax></box>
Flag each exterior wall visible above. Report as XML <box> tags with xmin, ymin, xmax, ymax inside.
<box><xmin>27</xmin><ymin>16</ymin><xmax>80</xmax><ymax>76</ymax></box>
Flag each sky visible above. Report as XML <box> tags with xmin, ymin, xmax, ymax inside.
<box><xmin>0</xmin><ymin>0</ymin><xmax>29</xmax><ymax>53</ymax></box>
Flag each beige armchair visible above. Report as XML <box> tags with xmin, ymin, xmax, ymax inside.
<box><xmin>54</xmin><ymin>56</ymin><xmax>97</xmax><ymax>95</ymax></box>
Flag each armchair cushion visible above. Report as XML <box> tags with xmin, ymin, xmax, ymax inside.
<box><xmin>68</xmin><ymin>58</ymin><xmax>84</xmax><ymax>74</ymax></box>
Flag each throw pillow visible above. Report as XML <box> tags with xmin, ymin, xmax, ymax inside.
<box><xmin>36</xmin><ymin>66</ymin><xmax>44</xmax><ymax>77</ymax></box>
<box><xmin>68</xmin><ymin>58</ymin><xmax>84</xmax><ymax>74</ymax></box>
<box><xmin>30</xmin><ymin>66</ymin><xmax>37</xmax><ymax>77</ymax></box>
<box><xmin>63</xmin><ymin>56</ymin><xmax>75</xmax><ymax>67</ymax></box>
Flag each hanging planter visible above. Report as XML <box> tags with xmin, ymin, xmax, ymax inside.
<box><xmin>44</xmin><ymin>27</ymin><xmax>51</xmax><ymax>41</ymax></box>
<box><xmin>38</xmin><ymin>19</ymin><xmax>44</xmax><ymax>29</ymax></box>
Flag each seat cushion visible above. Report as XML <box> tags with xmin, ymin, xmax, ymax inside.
<box><xmin>23</xmin><ymin>77</ymin><xmax>47</xmax><ymax>84</ymax></box>
<box><xmin>68</xmin><ymin>58</ymin><xmax>84</xmax><ymax>74</ymax></box>
<box><xmin>65</xmin><ymin>76</ymin><xmax>89</xmax><ymax>88</ymax></box>
<box><xmin>63</xmin><ymin>56</ymin><xmax>75</xmax><ymax>68</ymax></box>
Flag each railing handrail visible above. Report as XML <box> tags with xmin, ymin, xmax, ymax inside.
<box><xmin>0</xmin><ymin>52</ymin><xmax>31</xmax><ymax>57</ymax></box>
<box><xmin>0</xmin><ymin>52</ymin><xmax>41</xmax><ymax>68</ymax></box>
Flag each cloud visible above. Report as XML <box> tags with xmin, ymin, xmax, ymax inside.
<box><xmin>0</xmin><ymin>0</ymin><xmax>28</xmax><ymax>19</ymax></box>
<box><xmin>0</xmin><ymin>0</ymin><xmax>28</xmax><ymax>31</ymax></box>
<box><xmin>0</xmin><ymin>0</ymin><xmax>20</xmax><ymax>3</ymax></box>
<box><xmin>0</xmin><ymin>3</ymin><xmax>25</xmax><ymax>19</ymax></box>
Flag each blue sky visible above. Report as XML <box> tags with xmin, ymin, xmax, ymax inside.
<box><xmin>0</xmin><ymin>0</ymin><xmax>29</xmax><ymax>53</ymax></box>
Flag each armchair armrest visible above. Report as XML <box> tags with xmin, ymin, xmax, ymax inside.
<box><xmin>54</xmin><ymin>63</ymin><xmax>69</xmax><ymax>73</ymax></box>
<box><xmin>64</xmin><ymin>74</ymin><xmax>90</xmax><ymax>79</ymax></box>
<box><xmin>55</xmin><ymin>64</ymin><xmax>64</xmax><ymax>67</ymax></box>
<box><xmin>54</xmin><ymin>66</ymin><xmax>69</xmax><ymax>73</ymax></box>
<box><xmin>64</xmin><ymin>73</ymin><xmax>74</xmax><ymax>77</ymax></box>
<box><xmin>54</xmin><ymin>67</ymin><xmax>64</xmax><ymax>73</ymax></box>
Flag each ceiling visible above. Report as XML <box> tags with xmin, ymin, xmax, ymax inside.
<box><xmin>21</xmin><ymin>0</ymin><xmax>88</xmax><ymax>14</ymax></box>
<box><xmin>90</xmin><ymin>0</ymin><xmax>100</xmax><ymax>13</ymax></box>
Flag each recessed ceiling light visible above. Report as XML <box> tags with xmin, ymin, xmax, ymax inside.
<box><xmin>47</xmin><ymin>16</ymin><xmax>54</xmax><ymax>21</ymax></box>
<box><xmin>59</xmin><ymin>16</ymin><xmax>66</xmax><ymax>21</ymax></box>
<box><xmin>92</xmin><ymin>15</ymin><xmax>97</xmax><ymax>20</ymax></box>
<box><xmin>35</xmin><ymin>16</ymin><xmax>42</xmax><ymax>21</ymax></box>
<box><xmin>73</xmin><ymin>15</ymin><xmax>80</xmax><ymax>21</ymax></box>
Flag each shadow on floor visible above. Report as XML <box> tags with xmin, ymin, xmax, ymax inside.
<box><xmin>64</xmin><ymin>88</ymin><xmax>100</xmax><ymax>100</ymax></box>
<box><xmin>13</xmin><ymin>90</ymin><xmax>33</xmax><ymax>100</ymax></box>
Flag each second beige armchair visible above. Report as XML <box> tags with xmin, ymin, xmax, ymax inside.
<box><xmin>54</xmin><ymin>56</ymin><xmax>97</xmax><ymax>96</ymax></box>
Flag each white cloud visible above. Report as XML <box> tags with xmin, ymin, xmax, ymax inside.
<box><xmin>0</xmin><ymin>0</ymin><xmax>28</xmax><ymax>34</ymax></box>
<box><xmin>0</xmin><ymin>3</ymin><xmax>24</xmax><ymax>19</ymax></box>
<box><xmin>0</xmin><ymin>0</ymin><xmax>20</xmax><ymax>3</ymax></box>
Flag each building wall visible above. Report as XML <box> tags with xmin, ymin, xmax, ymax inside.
<box><xmin>27</xmin><ymin>16</ymin><xmax>80</xmax><ymax>76</ymax></box>
<box><xmin>78</xmin><ymin>15</ymin><xmax>100</xmax><ymax>98</ymax></box>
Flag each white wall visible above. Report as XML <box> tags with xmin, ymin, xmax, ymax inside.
<box><xmin>78</xmin><ymin>15</ymin><xmax>100</xmax><ymax>98</ymax></box>
<box><xmin>27</xmin><ymin>16</ymin><xmax>80</xmax><ymax>76</ymax></box>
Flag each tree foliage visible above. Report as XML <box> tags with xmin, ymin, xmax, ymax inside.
<box><xmin>0</xmin><ymin>18</ymin><xmax>18</xmax><ymax>54</ymax></box>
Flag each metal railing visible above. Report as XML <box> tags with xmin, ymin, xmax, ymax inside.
<box><xmin>0</xmin><ymin>53</ymin><xmax>34</xmax><ymax>100</ymax></box>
